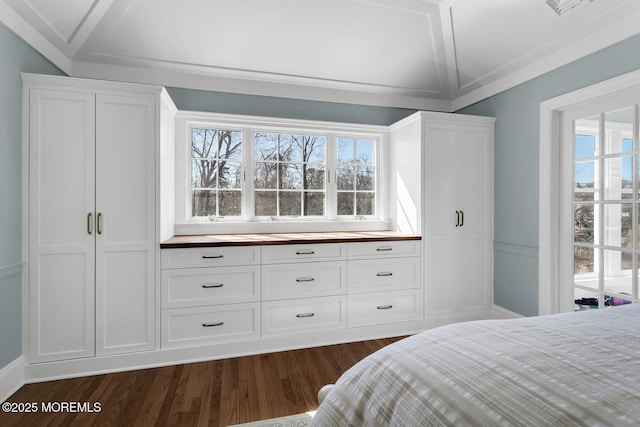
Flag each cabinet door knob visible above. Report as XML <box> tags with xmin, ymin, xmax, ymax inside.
<box><xmin>376</xmin><ymin>247</ymin><xmax>393</xmax><ymax>252</ymax></box>
<box><xmin>296</xmin><ymin>312</ymin><xmax>315</xmax><ymax>318</ymax></box>
<box><xmin>202</xmin><ymin>254</ymin><xmax>224</xmax><ymax>259</ymax></box>
<box><xmin>455</xmin><ymin>210</ymin><xmax>460</xmax><ymax>227</ymax></box>
<box><xmin>202</xmin><ymin>322</ymin><xmax>224</xmax><ymax>327</ymax></box>
<box><xmin>377</xmin><ymin>305</ymin><xmax>393</xmax><ymax>310</ymax></box>
<box><xmin>201</xmin><ymin>283</ymin><xmax>224</xmax><ymax>289</ymax></box>
<box><xmin>376</xmin><ymin>272</ymin><xmax>393</xmax><ymax>277</ymax></box>
<box><xmin>87</xmin><ymin>213</ymin><xmax>93</xmax><ymax>235</ymax></box>
<box><xmin>460</xmin><ymin>210</ymin><xmax>464</xmax><ymax>227</ymax></box>
<box><xmin>97</xmin><ymin>212</ymin><xmax>103</xmax><ymax>235</ymax></box>
<box><xmin>295</xmin><ymin>250</ymin><xmax>315</xmax><ymax>255</ymax></box>
<box><xmin>296</xmin><ymin>277</ymin><xmax>315</xmax><ymax>283</ymax></box>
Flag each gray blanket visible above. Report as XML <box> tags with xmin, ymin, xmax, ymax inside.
<box><xmin>312</xmin><ymin>304</ymin><xmax>640</xmax><ymax>426</ymax></box>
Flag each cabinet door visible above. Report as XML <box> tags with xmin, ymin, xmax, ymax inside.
<box><xmin>28</xmin><ymin>89</ymin><xmax>96</xmax><ymax>362</ymax></box>
<box><xmin>458</xmin><ymin>126</ymin><xmax>491</xmax><ymax>236</ymax></box>
<box><xmin>424</xmin><ymin>123</ymin><xmax>458</xmax><ymax>235</ymax></box>
<box><xmin>95</xmin><ymin>95</ymin><xmax>156</xmax><ymax>355</ymax></box>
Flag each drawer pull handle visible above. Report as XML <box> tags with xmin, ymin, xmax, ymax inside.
<box><xmin>202</xmin><ymin>283</ymin><xmax>224</xmax><ymax>289</ymax></box>
<box><xmin>376</xmin><ymin>247</ymin><xmax>393</xmax><ymax>252</ymax></box>
<box><xmin>202</xmin><ymin>322</ymin><xmax>224</xmax><ymax>327</ymax></box>
<box><xmin>377</xmin><ymin>305</ymin><xmax>393</xmax><ymax>310</ymax></box>
<box><xmin>202</xmin><ymin>254</ymin><xmax>224</xmax><ymax>259</ymax></box>
<box><xmin>377</xmin><ymin>272</ymin><xmax>393</xmax><ymax>277</ymax></box>
<box><xmin>296</xmin><ymin>312</ymin><xmax>315</xmax><ymax>318</ymax></box>
<box><xmin>296</xmin><ymin>250</ymin><xmax>315</xmax><ymax>255</ymax></box>
<box><xmin>296</xmin><ymin>277</ymin><xmax>315</xmax><ymax>283</ymax></box>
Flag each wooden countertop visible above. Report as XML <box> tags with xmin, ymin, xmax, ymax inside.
<box><xmin>160</xmin><ymin>231</ymin><xmax>421</xmax><ymax>249</ymax></box>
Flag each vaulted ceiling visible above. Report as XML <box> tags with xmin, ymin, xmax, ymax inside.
<box><xmin>2</xmin><ymin>0</ymin><xmax>640</xmax><ymax>111</ymax></box>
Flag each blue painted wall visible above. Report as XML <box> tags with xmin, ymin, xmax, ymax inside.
<box><xmin>166</xmin><ymin>87</ymin><xmax>416</xmax><ymax>125</ymax></box>
<box><xmin>459</xmin><ymin>33</ymin><xmax>640</xmax><ymax>316</ymax></box>
<box><xmin>0</xmin><ymin>25</ymin><xmax>63</xmax><ymax>369</ymax></box>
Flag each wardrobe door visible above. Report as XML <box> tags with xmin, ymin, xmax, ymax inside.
<box><xmin>95</xmin><ymin>94</ymin><xmax>156</xmax><ymax>355</ymax></box>
<box><xmin>28</xmin><ymin>89</ymin><xmax>96</xmax><ymax>362</ymax></box>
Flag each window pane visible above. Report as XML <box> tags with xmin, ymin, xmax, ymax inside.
<box><xmin>574</xmin><ymin>134</ymin><xmax>596</xmax><ymax>159</ymax></box>
<box><xmin>191</xmin><ymin>128</ymin><xmax>243</xmax><ymax>217</ymax></box>
<box><xmin>304</xmin><ymin>136</ymin><xmax>326</xmax><ymax>163</ymax></box>
<box><xmin>356</xmin><ymin>139</ymin><xmax>375</xmax><ymax>164</ymax></box>
<box><xmin>279</xmin><ymin>134</ymin><xmax>302</xmax><ymax>162</ymax></box>
<box><xmin>356</xmin><ymin>192</ymin><xmax>375</xmax><ymax>215</ymax></box>
<box><xmin>279</xmin><ymin>164</ymin><xmax>302</xmax><ymax>190</ymax></box>
<box><xmin>192</xmin><ymin>159</ymin><xmax>216</xmax><ymax>188</ymax></box>
<box><xmin>192</xmin><ymin>128</ymin><xmax>218</xmax><ymax>158</ymax></box>
<box><xmin>219</xmin><ymin>161</ymin><xmax>242</xmax><ymax>189</ymax></box>
<box><xmin>603</xmin><ymin>250</ymin><xmax>632</xmax><ymax>295</ymax></box>
<box><xmin>574</xmin><ymin>160</ymin><xmax>596</xmax><ymax>201</ymax></box>
<box><xmin>356</xmin><ymin>166</ymin><xmax>375</xmax><ymax>191</ymax></box>
<box><xmin>304</xmin><ymin>192</ymin><xmax>324</xmax><ymax>216</ymax></box>
<box><xmin>255</xmin><ymin>133</ymin><xmax>277</xmax><ymax>161</ymax></box>
<box><xmin>280</xmin><ymin>191</ymin><xmax>301</xmax><ymax>216</ymax></box>
<box><xmin>337</xmin><ymin>138</ymin><xmax>354</xmax><ymax>163</ymax></box>
<box><xmin>219</xmin><ymin>191</ymin><xmax>241</xmax><ymax>216</ymax></box>
<box><xmin>574</xmin><ymin>204</ymin><xmax>594</xmax><ymax>244</ymax></box>
<box><xmin>218</xmin><ymin>130</ymin><xmax>243</xmax><ymax>159</ymax></box>
<box><xmin>574</xmin><ymin>246</ymin><xmax>597</xmax><ymax>288</ymax></box>
<box><xmin>337</xmin><ymin>166</ymin><xmax>354</xmax><ymax>190</ymax></box>
<box><xmin>604</xmin><ymin>156</ymin><xmax>633</xmax><ymax>200</ymax></box>
<box><xmin>337</xmin><ymin>192</ymin><xmax>354</xmax><ymax>215</ymax></box>
<box><xmin>604</xmin><ymin>107</ymin><xmax>633</xmax><ymax>155</ymax></box>
<box><xmin>192</xmin><ymin>189</ymin><xmax>216</xmax><ymax>216</ymax></box>
<box><xmin>604</xmin><ymin>203</ymin><xmax>632</xmax><ymax>248</ymax></box>
<box><xmin>255</xmin><ymin>191</ymin><xmax>276</xmax><ymax>216</ymax></box>
<box><xmin>304</xmin><ymin>165</ymin><xmax>325</xmax><ymax>190</ymax></box>
<box><xmin>255</xmin><ymin>163</ymin><xmax>277</xmax><ymax>189</ymax></box>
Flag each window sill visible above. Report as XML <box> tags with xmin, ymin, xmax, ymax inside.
<box><xmin>173</xmin><ymin>219</ymin><xmax>392</xmax><ymax>236</ymax></box>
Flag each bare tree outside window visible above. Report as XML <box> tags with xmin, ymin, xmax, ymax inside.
<box><xmin>337</xmin><ymin>137</ymin><xmax>376</xmax><ymax>216</ymax></box>
<box><xmin>191</xmin><ymin>128</ymin><xmax>243</xmax><ymax>217</ymax></box>
<box><xmin>254</xmin><ymin>133</ymin><xmax>326</xmax><ymax>217</ymax></box>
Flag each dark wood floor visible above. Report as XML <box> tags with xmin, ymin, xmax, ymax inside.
<box><xmin>1</xmin><ymin>336</ymin><xmax>404</xmax><ymax>427</ymax></box>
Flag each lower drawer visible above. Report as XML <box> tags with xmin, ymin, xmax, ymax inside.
<box><xmin>262</xmin><ymin>296</ymin><xmax>346</xmax><ymax>337</ymax></box>
<box><xmin>161</xmin><ymin>303</ymin><xmax>260</xmax><ymax>348</ymax></box>
<box><xmin>347</xmin><ymin>290</ymin><xmax>422</xmax><ymax>327</ymax></box>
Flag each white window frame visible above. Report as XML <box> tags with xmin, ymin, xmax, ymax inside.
<box><xmin>174</xmin><ymin>111</ymin><xmax>390</xmax><ymax>234</ymax></box>
<box><xmin>540</xmin><ymin>69</ymin><xmax>640</xmax><ymax>315</ymax></box>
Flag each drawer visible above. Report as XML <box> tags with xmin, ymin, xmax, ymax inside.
<box><xmin>161</xmin><ymin>303</ymin><xmax>260</xmax><ymax>348</ymax></box>
<box><xmin>347</xmin><ymin>258</ymin><xmax>420</xmax><ymax>293</ymax></box>
<box><xmin>347</xmin><ymin>290</ymin><xmax>422</xmax><ymax>327</ymax></box>
<box><xmin>262</xmin><ymin>261</ymin><xmax>346</xmax><ymax>301</ymax></box>
<box><xmin>347</xmin><ymin>240</ymin><xmax>421</xmax><ymax>260</ymax></box>
<box><xmin>262</xmin><ymin>296</ymin><xmax>346</xmax><ymax>337</ymax></box>
<box><xmin>161</xmin><ymin>266</ymin><xmax>260</xmax><ymax>309</ymax></box>
<box><xmin>161</xmin><ymin>246</ymin><xmax>260</xmax><ymax>269</ymax></box>
<box><xmin>261</xmin><ymin>243</ymin><xmax>346</xmax><ymax>264</ymax></box>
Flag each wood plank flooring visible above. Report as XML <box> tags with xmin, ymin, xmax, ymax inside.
<box><xmin>1</xmin><ymin>336</ymin><xmax>404</xmax><ymax>427</ymax></box>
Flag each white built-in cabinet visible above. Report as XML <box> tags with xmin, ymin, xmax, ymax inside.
<box><xmin>391</xmin><ymin>112</ymin><xmax>494</xmax><ymax>320</ymax></box>
<box><xmin>23</xmin><ymin>74</ymin><xmax>176</xmax><ymax>363</ymax></box>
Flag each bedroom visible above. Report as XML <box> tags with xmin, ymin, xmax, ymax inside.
<box><xmin>2</xmin><ymin>0</ymin><xmax>640</xmax><ymax>425</ymax></box>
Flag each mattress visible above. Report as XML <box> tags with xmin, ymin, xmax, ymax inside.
<box><xmin>311</xmin><ymin>304</ymin><xmax>640</xmax><ymax>426</ymax></box>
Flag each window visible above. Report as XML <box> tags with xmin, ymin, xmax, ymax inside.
<box><xmin>191</xmin><ymin>128</ymin><xmax>243</xmax><ymax>218</ymax></box>
<box><xmin>572</xmin><ymin>107</ymin><xmax>638</xmax><ymax>310</ymax></box>
<box><xmin>254</xmin><ymin>133</ymin><xmax>326</xmax><ymax>217</ymax></box>
<box><xmin>337</xmin><ymin>137</ymin><xmax>376</xmax><ymax>216</ymax></box>
<box><xmin>178</xmin><ymin>113</ymin><xmax>386</xmax><ymax>232</ymax></box>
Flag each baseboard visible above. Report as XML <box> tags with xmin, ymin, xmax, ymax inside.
<box><xmin>22</xmin><ymin>310</ymin><xmax>498</xmax><ymax>384</ymax></box>
<box><xmin>0</xmin><ymin>356</ymin><xmax>25</xmax><ymax>403</ymax></box>
<box><xmin>492</xmin><ymin>304</ymin><xmax>525</xmax><ymax>319</ymax></box>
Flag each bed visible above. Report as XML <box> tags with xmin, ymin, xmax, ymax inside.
<box><xmin>311</xmin><ymin>304</ymin><xmax>640</xmax><ymax>426</ymax></box>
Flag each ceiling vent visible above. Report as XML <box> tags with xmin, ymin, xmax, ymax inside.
<box><xmin>546</xmin><ymin>0</ymin><xmax>586</xmax><ymax>15</ymax></box>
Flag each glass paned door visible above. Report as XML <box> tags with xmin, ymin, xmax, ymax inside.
<box><xmin>573</xmin><ymin>107</ymin><xmax>637</xmax><ymax>309</ymax></box>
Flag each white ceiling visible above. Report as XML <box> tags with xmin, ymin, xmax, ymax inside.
<box><xmin>2</xmin><ymin>0</ymin><xmax>640</xmax><ymax>111</ymax></box>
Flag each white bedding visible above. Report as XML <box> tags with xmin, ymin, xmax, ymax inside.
<box><xmin>311</xmin><ymin>305</ymin><xmax>640</xmax><ymax>426</ymax></box>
